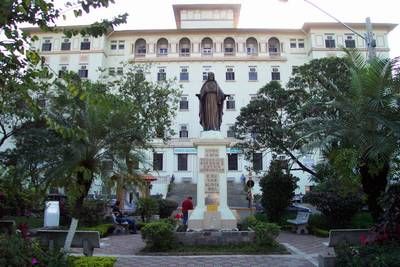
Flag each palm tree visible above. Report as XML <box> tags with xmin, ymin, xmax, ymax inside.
<box><xmin>302</xmin><ymin>50</ymin><xmax>400</xmax><ymax>220</ymax></box>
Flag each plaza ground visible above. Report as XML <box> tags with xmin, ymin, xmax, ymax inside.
<box><xmin>72</xmin><ymin>231</ymin><xmax>327</xmax><ymax>267</ymax></box>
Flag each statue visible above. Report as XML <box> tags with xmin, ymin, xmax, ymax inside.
<box><xmin>196</xmin><ymin>72</ymin><xmax>228</xmax><ymax>131</ymax></box>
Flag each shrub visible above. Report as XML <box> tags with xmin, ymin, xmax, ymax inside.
<box><xmin>303</xmin><ymin>191</ymin><xmax>363</xmax><ymax>228</ymax></box>
<box><xmin>350</xmin><ymin>212</ymin><xmax>374</xmax><ymax>229</ymax></box>
<box><xmin>336</xmin><ymin>242</ymin><xmax>400</xmax><ymax>267</ymax></box>
<box><xmin>80</xmin><ymin>224</ymin><xmax>114</xmax><ymax>237</ymax></box>
<box><xmin>157</xmin><ymin>199</ymin><xmax>178</xmax><ymax>218</ymax></box>
<box><xmin>0</xmin><ymin>233</ymin><xmax>68</xmax><ymax>267</ymax></box>
<box><xmin>253</xmin><ymin>222</ymin><xmax>280</xmax><ymax>246</ymax></box>
<box><xmin>68</xmin><ymin>256</ymin><xmax>116</xmax><ymax>267</ymax></box>
<box><xmin>309</xmin><ymin>214</ymin><xmax>329</xmax><ymax>230</ymax></box>
<box><xmin>71</xmin><ymin>199</ymin><xmax>107</xmax><ymax>226</ymax></box>
<box><xmin>137</xmin><ymin>197</ymin><xmax>159</xmax><ymax>222</ymax></box>
<box><xmin>141</xmin><ymin>221</ymin><xmax>175</xmax><ymax>251</ymax></box>
<box><xmin>260</xmin><ymin>160</ymin><xmax>299</xmax><ymax>223</ymax></box>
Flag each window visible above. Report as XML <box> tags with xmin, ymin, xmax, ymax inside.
<box><xmin>78</xmin><ymin>65</ymin><xmax>88</xmax><ymax>78</ymax></box>
<box><xmin>325</xmin><ymin>35</ymin><xmax>336</xmax><ymax>48</ymax></box>
<box><xmin>227</xmin><ymin>125</ymin><xmax>235</xmax><ymax>138</ymax></box>
<box><xmin>290</xmin><ymin>39</ymin><xmax>297</xmax><ymax>48</ymax></box>
<box><xmin>118</xmin><ymin>40</ymin><xmax>125</xmax><ymax>50</ymax></box>
<box><xmin>135</xmin><ymin>69</ymin><xmax>144</xmax><ymax>81</ymax></box>
<box><xmin>157</xmin><ymin>38</ymin><xmax>168</xmax><ymax>56</ymax></box>
<box><xmin>80</xmin><ymin>38</ymin><xmax>91</xmax><ymax>50</ymax></box>
<box><xmin>61</xmin><ymin>38</ymin><xmax>71</xmax><ymax>51</ymax></box>
<box><xmin>226</xmin><ymin>95</ymin><xmax>235</xmax><ymax>110</ymax></box>
<box><xmin>179</xmin><ymin>38</ymin><xmax>191</xmax><ymax>56</ymax></box>
<box><xmin>345</xmin><ymin>35</ymin><xmax>356</xmax><ymax>48</ymax></box>
<box><xmin>292</xmin><ymin>66</ymin><xmax>299</xmax><ymax>74</ymax></box>
<box><xmin>202</xmin><ymin>72</ymin><xmax>208</xmax><ymax>81</ymax></box>
<box><xmin>178</xmin><ymin>154</ymin><xmax>188</xmax><ymax>171</ymax></box>
<box><xmin>180</xmin><ymin>96</ymin><xmax>189</xmax><ymax>110</ymax></box>
<box><xmin>137</xmin><ymin>45</ymin><xmax>146</xmax><ymax>54</ymax></box>
<box><xmin>180</xmin><ymin>47</ymin><xmax>190</xmax><ymax>55</ymax></box>
<box><xmin>135</xmin><ymin>39</ymin><xmax>147</xmax><ymax>55</ymax></box>
<box><xmin>42</xmin><ymin>39</ymin><xmax>52</xmax><ymax>52</ymax></box>
<box><xmin>226</xmin><ymin>67</ymin><xmax>235</xmax><ymax>81</ymax></box>
<box><xmin>153</xmin><ymin>153</ymin><xmax>163</xmax><ymax>171</ymax></box>
<box><xmin>155</xmin><ymin>127</ymin><xmax>164</xmax><ymax>138</ymax></box>
<box><xmin>246</xmin><ymin>37</ymin><xmax>258</xmax><ymax>55</ymax></box>
<box><xmin>201</xmin><ymin>38</ymin><xmax>213</xmax><ymax>55</ymax></box>
<box><xmin>179</xmin><ymin>125</ymin><xmax>188</xmax><ymax>138</ymax></box>
<box><xmin>253</xmin><ymin>153</ymin><xmax>263</xmax><ymax>171</ymax></box>
<box><xmin>110</xmin><ymin>40</ymin><xmax>117</xmax><ymax>50</ymax></box>
<box><xmin>58</xmin><ymin>65</ymin><xmax>68</xmax><ymax>77</ymax></box>
<box><xmin>159</xmin><ymin>48</ymin><xmax>168</xmax><ymax>55</ymax></box>
<box><xmin>298</xmin><ymin>39</ymin><xmax>305</xmax><ymax>48</ymax></box>
<box><xmin>157</xmin><ymin>68</ymin><xmax>166</xmax><ymax>81</ymax></box>
<box><xmin>180</xmin><ymin>67</ymin><xmax>189</xmax><ymax>81</ymax></box>
<box><xmin>108</xmin><ymin>67</ymin><xmax>115</xmax><ymax>76</ymax></box>
<box><xmin>117</xmin><ymin>67</ymin><xmax>123</xmax><ymax>75</ymax></box>
<box><xmin>249</xmin><ymin>67</ymin><xmax>258</xmax><ymax>81</ymax></box>
<box><xmin>228</xmin><ymin>154</ymin><xmax>238</xmax><ymax>171</ymax></box>
<box><xmin>271</xmin><ymin>67</ymin><xmax>280</xmax><ymax>81</ymax></box>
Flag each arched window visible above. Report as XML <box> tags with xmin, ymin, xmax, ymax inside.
<box><xmin>246</xmin><ymin>37</ymin><xmax>258</xmax><ymax>55</ymax></box>
<box><xmin>224</xmin><ymin>37</ymin><xmax>235</xmax><ymax>56</ymax></box>
<box><xmin>179</xmin><ymin>38</ymin><xmax>191</xmax><ymax>56</ymax></box>
<box><xmin>201</xmin><ymin>37</ymin><xmax>213</xmax><ymax>55</ymax></box>
<box><xmin>268</xmin><ymin>37</ymin><xmax>280</xmax><ymax>56</ymax></box>
<box><xmin>157</xmin><ymin>38</ymin><xmax>168</xmax><ymax>56</ymax></box>
<box><xmin>135</xmin><ymin>38</ymin><xmax>146</xmax><ymax>56</ymax></box>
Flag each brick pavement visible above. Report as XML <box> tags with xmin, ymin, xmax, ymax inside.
<box><xmin>71</xmin><ymin>231</ymin><xmax>327</xmax><ymax>267</ymax></box>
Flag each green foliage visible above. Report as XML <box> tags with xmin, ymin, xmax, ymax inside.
<box><xmin>308</xmin><ymin>214</ymin><xmax>329</xmax><ymax>230</ymax></box>
<box><xmin>350</xmin><ymin>212</ymin><xmax>374</xmax><ymax>229</ymax></box>
<box><xmin>68</xmin><ymin>256</ymin><xmax>116</xmax><ymax>267</ymax></box>
<box><xmin>72</xmin><ymin>199</ymin><xmax>107</xmax><ymax>226</ymax></box>
<box><xmin>253</xmin><ymin>222</ymin><xmax>280</xmax><ymax>246</ymax></box>
<box><xmin>157</xmin><ymin>199</ymin><xmax>178</xmax><ymax>218</ymax></box>
<box><xmin>80</xmin><ymin>224</ymin><xmax>114</xmax><ymax>238</ymax></box>
<box><xmin>0</xmin><ymin>233</ymin><xmax>68</xmax><ymax>267</ymax></box>
<box><xmin>260</xmin><ymin>160</ymin><xmax>298</xmax><ymax>223</ymax></box>
<box><xmin>137</xmin><ymin>197</ymin><xmax>159</xmax><ymax>222</ymax></box>
<box><xmin>233</xmin><ymin>81</ymin><xmax>315</xmax><ymax>176</ymax></box>
<box><xmin>336</xmin><ymin>243</ymin><xmax>400</xmax><ymax>267</ymax></box>
<box><xmin>303</xmin><ymin>191</ymin><xmax>363</xmax><ymax>228</ymax></box>
<box><xmin>141</xmin><ymin>221</ymin><xmax>175</xmax><ymax>251</ymax></box>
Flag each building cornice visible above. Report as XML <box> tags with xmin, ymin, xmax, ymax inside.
<box><xmin>302</xmin><ymin>22</ymin><xmax>397</xmax><ymax>32</ymax></box>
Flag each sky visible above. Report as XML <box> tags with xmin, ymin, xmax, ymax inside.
<box><xmin>56</xmin><ymin>0</ymin><xmax>400</xmax><ymax>58</ymax></box>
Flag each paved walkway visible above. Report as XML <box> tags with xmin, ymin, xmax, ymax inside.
<box><xmin>72</xmin><ymin>231</ymin><xmax>327</xmax><ymax>267</ymax></box>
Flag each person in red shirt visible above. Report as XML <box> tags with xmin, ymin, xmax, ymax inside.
<box><xmin>181</xmin><ymin>196</ymin><xmax>193</xmax><ymax>225</ymax></box>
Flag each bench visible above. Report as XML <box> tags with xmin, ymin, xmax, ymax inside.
<box><xmin>111</xmin><ymin>213</ymin><xmax>129</xmax><ymax>234</ymax></box>
<box><xmin>0</xmin><ymin>220</ymin><xmax>16</xmax><ymax>235</ymax></box>
<box><xmin>287</xmin><ymin>211</ymin><xmax>310</xmax><ymax>234</ymax></box>
<box><xmin>318</xmin><ymin>229</ymin><xmax>370</xmax><ymax>267</ymax></box>
<box><xmin>36</xmin><ymin>230</ymin><xmax>100</xmax><ymax>256</ymax></box>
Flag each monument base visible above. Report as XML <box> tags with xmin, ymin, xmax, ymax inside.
<box><xmin>188</xmin><ymin>131</ymin><xmax>237</xmax><ymax>231</ymax></box>
<box><xmin>188</xmin><ymin>209</ymin><xmax>237</xmax><ymax>231</ymax></box>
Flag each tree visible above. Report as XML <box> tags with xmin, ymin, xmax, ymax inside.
<box><xmin>0</xmin><ymin>0</ymin><xmax>128</xmax><ymax>76</ymax></box>
<box><xmin>0</xmin><ymin>0</ymin><xmax>128</xmax><ymax>150</ymax></box>
<box><xmin>260</xmin><ymin>160</ymin><xmax>298</xmax><ymax>223</ymax></box>
<box><xmin>299</xmin><ymin>51</ymin><xmax>400</xmax><ymax>220</ymax></box>
<box><xmin>233</xmin><ymin>81</ymin><xmax>315</xmax><ymax>176</ymax></box>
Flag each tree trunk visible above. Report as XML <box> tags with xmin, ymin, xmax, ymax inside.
<box><xmin>359</xmin><ymin>160</ymin><xmax>389</xmax><ymax>221</ymax></box>
<box><xmin>63</xmin><ymin>217</ymin><xmax>79</xmax><ymax>252</ymax></box>
<box><xmin>63</xmin><ymin>170</ymin><xmax>93</xmax><ymax>250</ymax></box>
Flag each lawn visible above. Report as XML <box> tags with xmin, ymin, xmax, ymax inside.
<box><xmin>140</xmin><ymin>242</ymin><xmax>288</xmax><ymax>255</ymax></box>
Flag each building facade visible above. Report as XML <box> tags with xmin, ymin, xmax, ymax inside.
<box><xmin>25</xmin><ymin>4</ymin><xmax>396</xmax><ymax>196</ymax></box>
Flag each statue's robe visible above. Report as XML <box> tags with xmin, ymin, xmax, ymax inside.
<box><xmin>198</xmin><ymin>80</ymin><xmax>225</xmax><ymax>131</ymax></box>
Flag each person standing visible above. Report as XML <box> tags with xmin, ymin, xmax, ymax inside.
<box><xmin>181</xmin><ymin>196</ymin><xmax>193</xmax><ymax>225</ymax></box>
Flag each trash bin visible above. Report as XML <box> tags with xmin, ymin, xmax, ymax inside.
<box><xmin>44</xmin><ymin>201</ymin><xmax>60</xmax><ymax>228</ymax></box>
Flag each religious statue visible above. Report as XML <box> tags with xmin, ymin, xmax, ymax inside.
<box><xmin>196</xmin><ymin>72</ymin><xmax>228</xmax><ymax>131</ymax></box>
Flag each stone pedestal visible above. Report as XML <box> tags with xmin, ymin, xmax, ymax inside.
<box><xmin>188</xmin><ymin>131</ymin><xmax>237</xmax><ymax>230</ymax></box>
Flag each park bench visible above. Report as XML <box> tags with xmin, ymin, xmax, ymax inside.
<box><xmin>36</xmin><ymin>229</ymin><xmax>100</xmax><ymax>256</ymax></box>
<box><xmin>0</xmin><ymin>220</ymin><xmax>16</xmax><ymax>234</ymax></box>
<box><xmin>318</xmin><ymin>229</ymin><xmax>370</xmax><ymax>267</ymax></box>
<box><xmin>287</xmin><ymin>211</ymin><xmax>310</xmax><ymax>234</ymax></box>
<box><xmin>111</xmin><ymin>213</ymin><xmax>129</xmax><ymax>234</ymax></box>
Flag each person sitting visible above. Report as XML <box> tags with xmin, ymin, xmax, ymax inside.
<box><xmin>112</xmin><ymin>200</ymin><xmax>137</xmax><ymax>234</ymax></box>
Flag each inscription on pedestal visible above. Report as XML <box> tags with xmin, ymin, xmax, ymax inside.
<box><xmin>205</xmin><ymin>173</ymin><xmax>219</xmax><ymax>193</ymax></box>
<box><xmin>200</xmin><ymin>149</ymin><xmax>224</xmax><ymax>173</ymax></box>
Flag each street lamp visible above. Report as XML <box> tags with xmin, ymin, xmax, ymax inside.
<box><xmin>280</xmin><ymin>0</ymin><xmax>376</xmax><ymax>60</ymax></box>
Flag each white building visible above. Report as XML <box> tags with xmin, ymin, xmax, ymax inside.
<box><xmin>24</xmin><ymin>4</ymin><xmax>397</xmax><ymax>197</ymax></box>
